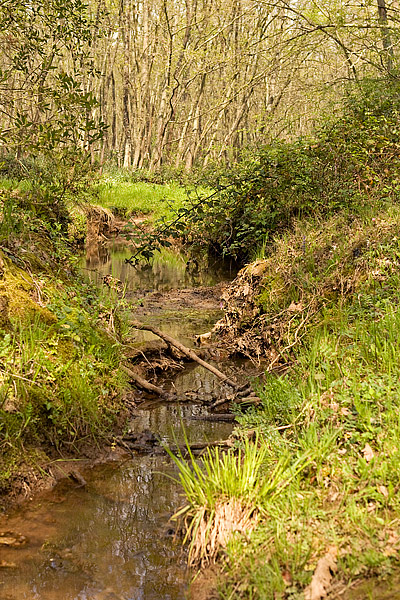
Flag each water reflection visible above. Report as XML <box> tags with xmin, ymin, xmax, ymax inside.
<box><xmin>0</xmin><ymin>456</ymin><xmax>188</xmax><ymax>600</ymax></box>
<box><xmin>0</xmin><ymin>241</ymin><xmax>239</xmax><ymax>599</ymax></box>
<box><xmin>83</xmin><ymin>243</ymin><xmax>235</xmax><ymax>293</ymax></box>
<box><xmin>0</xmin><ymin>398</ymin><xmax>233</xmax><ymax>599</ymax></box>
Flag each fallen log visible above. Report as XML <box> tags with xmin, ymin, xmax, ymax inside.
<box><xmin>130</xmin><ymin>319</ymin><xmax>238</xmax><ymax>388</ymax></box>
<box><xmin>189</xmin><ymin>414</ymin><xmax>237</xmax><ymax>423</ymax></box>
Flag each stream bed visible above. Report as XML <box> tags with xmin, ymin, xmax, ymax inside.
<box><xmin>0</xmin><ymin>244</ymin><xmax>248</xmax><ymax>600</ymax></box>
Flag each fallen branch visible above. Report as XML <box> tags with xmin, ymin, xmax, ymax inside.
<box><xmin>120</xmin><ymin>432</ymin><xmax>232</xmax><ymax>455</ymax></box>
<box><xmin>189</xmin><ymin>414</ymin><xmax>237</xmax><ymax>423</ymax></box>
<box><xmin>211</xmin><ymin>394</ymin><xmax>261</xmax><ymax>409</ymax></box>
<box><xmin>171</xmin><ymin>439</ymin><xmax>233</xmax><ymax>454</ymax></box>
<box><xmin>130</xmin><ymin>319</ymin><xmax>238</xmax><ymax>388</ymax></box>
<box><xmin>120</xmin><ymin>364</ymin><xmax>167</xmax><ymax>397</ymax></box>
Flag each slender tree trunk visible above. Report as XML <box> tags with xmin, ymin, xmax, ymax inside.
<box><xmin>377</xmin><ymin>0</ymin><xmax>394</xmax><ymax>73</ymax></box>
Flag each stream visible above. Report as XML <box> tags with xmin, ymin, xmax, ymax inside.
<box><xmin>0</xmin><ymin>243</ymin><xmax>250</xmax><ymax>600</ymax></box>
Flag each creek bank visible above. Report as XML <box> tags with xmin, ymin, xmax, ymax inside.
<box><xmin>175</xmin><ymin>205</ymin><xmax>400</xmax><ymax>599</ymax></box>
<box><xmin>0</xmin><ymin>219</ymin><xmax>132</xmax><ymax>509</ymax></box>
<box><xmin>207</xmin><ymin>209</ymin><xmax>400</xmax><ymax>366</ymax></box>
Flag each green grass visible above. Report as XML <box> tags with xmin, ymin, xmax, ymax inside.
<box><xmin>167</xmin><ymin>433</ymin><xmax>313</xmax><ymax>566</ymax></box>
<box><xmin>0</xmin><ymin>232</ymin><xmax>129</xmax><ymax>494</ymax></box>
<box><xmin>172</xmin><ymin>203</ymin><xmax>400</xmax><ymax>598</ymax></box>
<box><xmin>97</xmin><ymin>177</ymin><xmax>189</xmax><ymax>221</ymax></box>
<box><xmin>218</xmin><ymin>297</ymin><xmax>400</xmax><ymax>598</ymax></box>
<box><xmin>0</xmin><ymin>177</ymin><xmax>31</xmax><ymax>192</ymax></box>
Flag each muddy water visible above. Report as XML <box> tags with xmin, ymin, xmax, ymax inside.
<box><xmin>0</xmin><ymin>246</ymin><xmax>241</xmax><ymax>600</ymax></box>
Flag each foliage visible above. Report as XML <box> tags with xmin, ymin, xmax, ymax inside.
<box><xmin>0</xmin><ymin>231</ymin><xmax>128</xmax><ymax>493</ymax></box>
<box><xmin>166</xmin><ymin>433</ymin><xmax>311</xmax><ymax>566</ymax></box>
<box><xmin>166</xmin><ymin>80</ymin><xmax>400</xmax><ymax>261</ymax></box>
<box><xmin>97</xmin><ymin>174</ymin><xmax>188</xmax><ymax>221</ymax></box>
<box><xmin>0</xmin><ymin>0</ymin><xmax>105</xmax><ymax>226</ymax></box>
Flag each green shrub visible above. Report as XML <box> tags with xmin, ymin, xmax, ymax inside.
<box><xmin>176</xmin><ymin>80</ymin><xmax>400</xmax><ymax>261</ymax></box>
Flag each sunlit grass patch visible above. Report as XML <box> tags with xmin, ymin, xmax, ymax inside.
<box><xmin>98</xmin><ymin>179</ymin><xmax>188</xmax><ymax>221</ymax></box>
<box><xmin>0</xmin><ymin>250</ymin><xmax>128</xmax><ymax>491</ymax></box>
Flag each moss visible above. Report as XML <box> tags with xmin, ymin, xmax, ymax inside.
<box><xmin>57</xmin><ymin>339</ymin><xmax>76</xmax><ymax>361</ymax></box>
<box><xmin>0</xmin><ymin>234</ymin><xmax>128</xmax><ymax>499</ymax></box>
<box><xmin>0</xmin><ymin>252</ymin><xmax>57</xmax><ymax>325</ymax></box>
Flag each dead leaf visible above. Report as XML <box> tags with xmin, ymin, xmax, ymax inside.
<box><xmin>0</xmin><ymin>536</ymin><xmax>18</xmax><ymax>546</ymax></box>
<box><xmin>383</xmin><ymin>531</ymin><xmax>400</xmax><ymax>556</ymax></box>
<box><xmin>378</xmin><ymin>485</ymin><xmax>389</xmax><ymax>498</ymax></box>
<box><xmin>304</xmin><ymin>546</ymin><xmax>338</xmax><ymax>600</ymax></box>
<box><xmin>362</xmin><ymin>443</ymin><xmax>374</xmax><ymax>462</ymax></box>
<box><xmin>282</xmin><ymin>569</ymin><xmax>292</xmax><ymax>586</ymax></box>
<box><xmin>387</xmin><ymin>531</ymin><xmax>399</xmax><ymax>546</ymax></box>
<box><xmin>288</xmin><ymin>301</ymin><xmax>303</xmax><ymax>312</ymax></box>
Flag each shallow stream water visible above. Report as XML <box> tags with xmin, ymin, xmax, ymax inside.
<box><xmin>0</xmin><ymin>244</ymin><xmax>244</xmax><ymax>600</ymax></box>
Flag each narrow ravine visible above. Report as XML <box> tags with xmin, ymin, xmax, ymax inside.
<box><xmin>0</xmin><ymin>243</ymin><xmax>250</xmax><ymax>600</ymax></box>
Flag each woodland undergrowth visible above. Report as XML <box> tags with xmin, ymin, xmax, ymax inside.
<box><xmin>173</xmin><ymin>203</ymin><xmax>400</xmax><ymax>600</ymax></box>
<box><xmin>0</xmin><ymin>189</ymin><xmax>129</xmax><ymax>499</ymax></box>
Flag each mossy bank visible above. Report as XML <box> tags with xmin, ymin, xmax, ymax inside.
<box><xmin>0</xmin><ymin>196</ymin><xmax>129</xmax><ymax>507</ymax></box>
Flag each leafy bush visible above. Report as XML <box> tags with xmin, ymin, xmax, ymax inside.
<box><xmin>175</xmin><ymin>80</ymin><xmax>400</xmax><ymax>261</ymax></box>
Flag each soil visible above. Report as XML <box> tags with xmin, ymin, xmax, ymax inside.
<box><xmin>134</xmin><ymin>282</ymin><xmax>228</xmax><ymax>314</ymax></box>
<box><xmin>188</xmin><ymin>566</ymin><xmax>220</xmax><ymax>600</ymax></box>
<box><xmin>332</xmin><ymin>575</ymin><xmax>400</xmax><ymax>599</ymax></box>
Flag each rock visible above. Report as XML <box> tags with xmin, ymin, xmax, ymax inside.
<box><xmin>68</xmin><ymin>470</ymin><xmax>87</xmax><ymax>487</ymax></box>
<box><xmin>0</xmin><ymin>532</ymin><xmax>27</xmax><ymax>547</ymax></box>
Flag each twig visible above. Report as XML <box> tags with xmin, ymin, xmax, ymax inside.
<box><xmin>120</xmin><ymin>364</ymin><xmax>167</xmax><ymax>397</ymax></box>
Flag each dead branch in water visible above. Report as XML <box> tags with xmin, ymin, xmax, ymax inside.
<box><xmin>189</xmin><ymin>414</ymin><xmax>237</xmax><ymax>423</ymax></box>
<box><xmin>120</xmin><ymin>364</ymin><xmax>168</xmax><ymax>397</ymax></box>
<box><xmin>211</xmin><ymin>394</ymin><xmax>261</xmax><ymax>409</ymax></box>
<box><xmin>129</xmin><ymin>319</ymin><xmax>238</xmax><ymax>388</ymax></box>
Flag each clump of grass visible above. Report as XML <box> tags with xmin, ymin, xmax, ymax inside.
<box><xmin>167</xmin><ymin>434</ymin><xmax>312</xmax><ymax>566</ymax></box>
